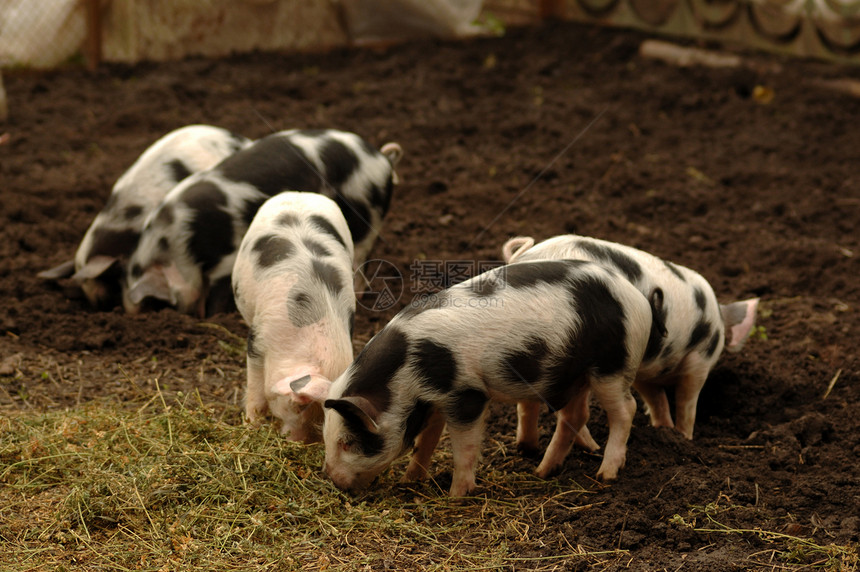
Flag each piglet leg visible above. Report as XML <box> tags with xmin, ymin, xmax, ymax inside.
<box><xmin>673</xmin><ymin>354</ymin><xmax>710</xmax><ymax>439</ymax></box>
<box><xmin>591</xmin><ymin>377</ymin><xmax>637</xmax><ymax>481</ymax></box>
<box><xmin>447</xmin><ymin>412</ymin><xmax>488</xmax><ymax>497</ymax></box>
<box><xmin>403</xmin><ymin>408</ymin><xmax>446</xmax><ymax>482</ymax></box>
<box><xmin>516</xmin><ymin>401</ymin><xmax>542</xmax><ymax>456</ymax></box>
<box><xmin>535</xmin><ymin>385</ymin><xmax>591</xmax><ymax>478</ymax></box>
<box><xmin>244</xmin><ymin>356</ymin><xmax>268</xmax><ymax>424</ymax></box>
<box><xmin>633</xmin><ymin>380</ymin><xmax>674</xmax><ymax>429</ymax></box>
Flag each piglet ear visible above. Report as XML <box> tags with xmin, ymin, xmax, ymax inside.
<box><xmin>286</xmin><ymin>374</ymin><xmax>332</xmax><ymax>405</ymax></box>
<box><xmin>72</xmin><ymin>256</ymin><xmax>118</xmax><ymax>281</ymax></box>
<box><xmin>501</xmin><ymin>236</ymin><xmax>535</xmax><ymax>263</ymax></box>
<box><xmin>127</xmin><ymin>269</ymin><xmax>172</xmax><ymax>305</ymax></box>
<box><xmin>325</xmin><ymin>396</ymin><xmax>380</xmax><ymax>433</ymax></box>
<box><xmin>720</xmin><ymin>297</ymin><xmax>760</xmax><ymax>352</ymax></box>
<box><xmin>38</xmin><ymin>259</ymin><xmax>76</xmax><ymax>280</ymax></box>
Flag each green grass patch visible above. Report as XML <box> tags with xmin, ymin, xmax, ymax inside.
<box><xmin>0</xmin><ymin>392</ymin><xmax>618</xmax><ymax>571</ymax></box>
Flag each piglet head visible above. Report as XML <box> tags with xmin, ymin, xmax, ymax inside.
<box><xmin>322</xmin><ymin>394</ymin><xmax>395</xmax><ymax>492</ymax></box>
<box><xmin>720</xmin><ymin>297</ymin><xmax>760</xmax><ymax>352</ymax></box>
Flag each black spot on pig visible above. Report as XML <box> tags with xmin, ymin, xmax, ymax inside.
<box><xmin>219</xmin><ymin>135</ymin><xmax>324</xmax><ymax>197</ymax></box>
<box><xmin>663</xmin><ymin>260</ymin><xmax>686</xmax><ymax>281</ymax></box>
<box><xmin>501</xmin><ymin>337</ymin><xmax>548</xmax><ymax>385</ymax></box>
<box><xmin>287</xmin><ymin>290</ymin><xmax>324</xmax><ymax>328</ymax></box>
<box><xmin>253</xmin><ymin>235</ymin><xmax>294</xmax><ymax>268</ymax></box>
<box><xmin>411</xmin><ymin>339</ymin><xmax>458</xmax><ymax>393</ymax></box>
<box><xmin>123</xmin><ymin>205</ymin><xmax>143</xmax><ymax>220</ymax></box>
<box><xmin>503</xmin><ymin>260</ymin><xmax>578</xmax><ymax>290</ymax></box>
<box><xmin>333</xmin><ymin>195</ymin><xmax>371</xmax><ymax>245</ymax></box>
<box><xmin>312</xmin><ymin>259</ymin><xmax>345</xmax><ymax>297</ymax></box>
<box><xmin>347</xmin><ymin>309</ymin><xmax>355</xmax><ymax>339</ymax></box>
<box><xmin>187</xmin><ymin>203</ymin><xmax>234</xmax><ymax>272</ymax></box>
<box><xmin>693</xmin><ymin>288</ymin><xmax>707</xmax><ymax>312</ymax></box>
<box><xmin>183</xmin><ymin>180</ymin><xmax>227</xmax><ymax>210</ymax></box>
<box><xmin>577</xmin><ymin>241</ymin><xmax>643</xmax><ymax>284</ymax></box>
<box><xmin>403</xmin><ymin>400</ymin><xmax>433</xmax><ymax>450</ymax></box>
<box><xmin>470</xmin><ymin>272</ymin><xmax>500</xmax><ymax>297</ymax></box>
<box><xmin>242</xmin><ymin>196</ymin><xmax>267</xmax><ymax>227</ymax></box>
<box><xmin>303</xmin><ymin>238</ymin><xmax>332</xmax><ymax>258</ymax></box>
<box><xmin>704</xmin><ymin>329</ymin><xmax>722</xmax><ymax>358</ymax></box>
<box><xmin>319</xmin><ymin>138</ymin><xmax>359</xmax><ymax>187</ymax></box>
<box><xmin>688</xmin><ymin>320</ymin><xmax>711</xmax><ymax>350</ymax></box>
<box><xmin>88</xmin><ymin>228</ymin><xmax>141</xmax><ymax>259</ymax></box>
<box><xmin>310</xmin><ymin>215</ymin><xmax>348</xmax><ymax>249</ymax></box>
<box><xmin>644</xmin><ymin>288</ymin><xmax>668</xmax><ymax>362</ymax></box>
<box><xmin>447</xmin><ymin>389</ymin><xmax>488</xmax><ymax>426</ymax></box>
<box><xmin>157</xmin><ymin>237</ymin><xmax>169</xmax><ymax>252</ymax></box>
<box><xmin>564</xmin><ymin>274</ymin><xmax>628</xmax><ymax>377</ymax></box>
<box><xmin>229</xmin><ymin>132</ymin><xmax>249</xmax><ymax>151</ymax></box>
<box><xmin>206</xmin><ymin>275</ymin><xmax>236</xmax><ymax>316</ymax></box>
<box><xmin>168</xmin><ymin>159</ymin><xmax>192</xmax><ymax>182</ymax></box>
<box><xmin>277</xmin><ymin>212</ymin><xmax>300</xmax><ymax>227</ymax></box>
<box><xmin>344</xmin><ymin>326</ymin><xmax>408</xmax><ymax>413</ymax></box>
<box><xmin>324</xmin><ymin>400</ymin><xmax>385</xmax><ymax>457</ymax></box>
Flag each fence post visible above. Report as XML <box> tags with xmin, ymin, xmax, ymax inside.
<box><xmin>85</xmin><ymin>0</ymin><xmax>103</xmax><ymax>71</ymax></box>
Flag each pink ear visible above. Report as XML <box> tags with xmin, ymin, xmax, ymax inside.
<box><xmin>277</xmin><ymin>374</ymin><xmax>331</xmax><ymax>405</ymax></box>
<box><xmin>721</xmin><ymin>298</ymin><xmax>760</xmax><ymax>352</ymax></box>
<box><xmin>72</xmin><ymin>256</ymin><xmax>118</xmax><ymax>281</ymax></box>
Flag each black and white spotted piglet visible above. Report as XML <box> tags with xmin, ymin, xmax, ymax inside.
<box><xmin>38</xmin><ymin>124</ymin><xmax>251</xmax><ymax>310</ymax></box>
<box><xmin>502</xmin><ymin>234</ymin><xmax>759</xmax><ymax>443</ymax></box>
<box><xmin>232</xmin><ymin>192</ymin><xmax>355</xmax><ymax>443</ymax></box>
<box><xmin>124</xmin><ymin>129</ymin><xmax>402</xmax><ymax>316</ymax></box>
<box><xmin>294</xmin><ymin>260</ymin><xmax>655</xmax><ymax>496</ymax></box>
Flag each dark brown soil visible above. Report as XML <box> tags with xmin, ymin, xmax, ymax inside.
<box><xmin>1</xmin><ymin>20</ymin><xmax>858</xmax><ymax>569</ymax></box>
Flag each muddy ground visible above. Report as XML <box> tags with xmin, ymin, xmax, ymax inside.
<box><xmin>1</xmin><ymin>20</ymin><xmax>858</xmax><ymax>570</ymax></box>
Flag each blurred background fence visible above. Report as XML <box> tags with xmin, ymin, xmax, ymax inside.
<box><xmin>0</xmin><ymin>0</ymin><xmax>859</xmax><ymax>70</ymax></box>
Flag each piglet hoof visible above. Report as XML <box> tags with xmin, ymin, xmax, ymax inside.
<box><xmin>516</xmin><ymin>441</ymin><xmax>541</xmax><ymax>459</ymax></box>
<box><xmin>595</xmin><ymin>459</ymin><xmax>625</xmax><ymax>482</ymax></box>
<box><xmin>401</xmin><ymin>461</ymin><xmax>429</xmax><ymax>483</ymax></box>
<box><xmin>535</xmin><ymin>460</ymin><xmax>561</xmax><ymax>480</ymax></box>
<box><xmin>574</xmin><ymin>427</ymin><xmax>600</xmax><ymax>452</ymax></box>
<box><xmin>448</xmin><ymin>475</ymin><xmax>477</xmax><ymax>497</ymax></box>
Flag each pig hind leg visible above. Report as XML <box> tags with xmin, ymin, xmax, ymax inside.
<box><xmin>244</xmin><ymin>356</ymin><xmax>268</xmax><ymax>423</ymax></box>
<box><xmin>516</xmin><ymin>401</ymin><xmax>542</xmax><ymax>456</ymax></box>
<box><xmin>673</xmin><ymin>354</ymin><xmax>711</xmax><ymax>439</ymax></box>
<box><xmin>535</xmin><ymin>385</ymin><xmax>592</xmax><ymax>478</ymax></box>
<box><xmin>591</xmin><ymin>375</ymin><xmax>637</xmax><ymax>481</ymax></box>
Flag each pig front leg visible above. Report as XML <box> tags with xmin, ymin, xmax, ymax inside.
<box><xmin>402</xmin><ymin>408</ymin><xmax>446</xmax><ymax>482</ymax></box>
<box><xmin>447</xmin><ymin>419</ymin><xmax>486</xmax><ymax>497</ymax></box>
<box><xmin>633</xmin><ymin>380</ymin><xmax>674</xmax><ymax>429</ymax></box>
<box><xmin>591</xmin><ymin>376</ymin><xmax>637</xmax><ymax>481</ymax></box>
<box><xmin>244</xmin><ymin>356</ymin><xmax>268</xmax><ymax>424</ymax></box>
<box><xmin>516</xmin><ymin>401</ymin><xmax>542</xmax><ymax>456</ymax></box>
<box><xmin>673</xmin><ymin>354</ymin><xmax>711</xmax><ymax>440</ymax></box>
